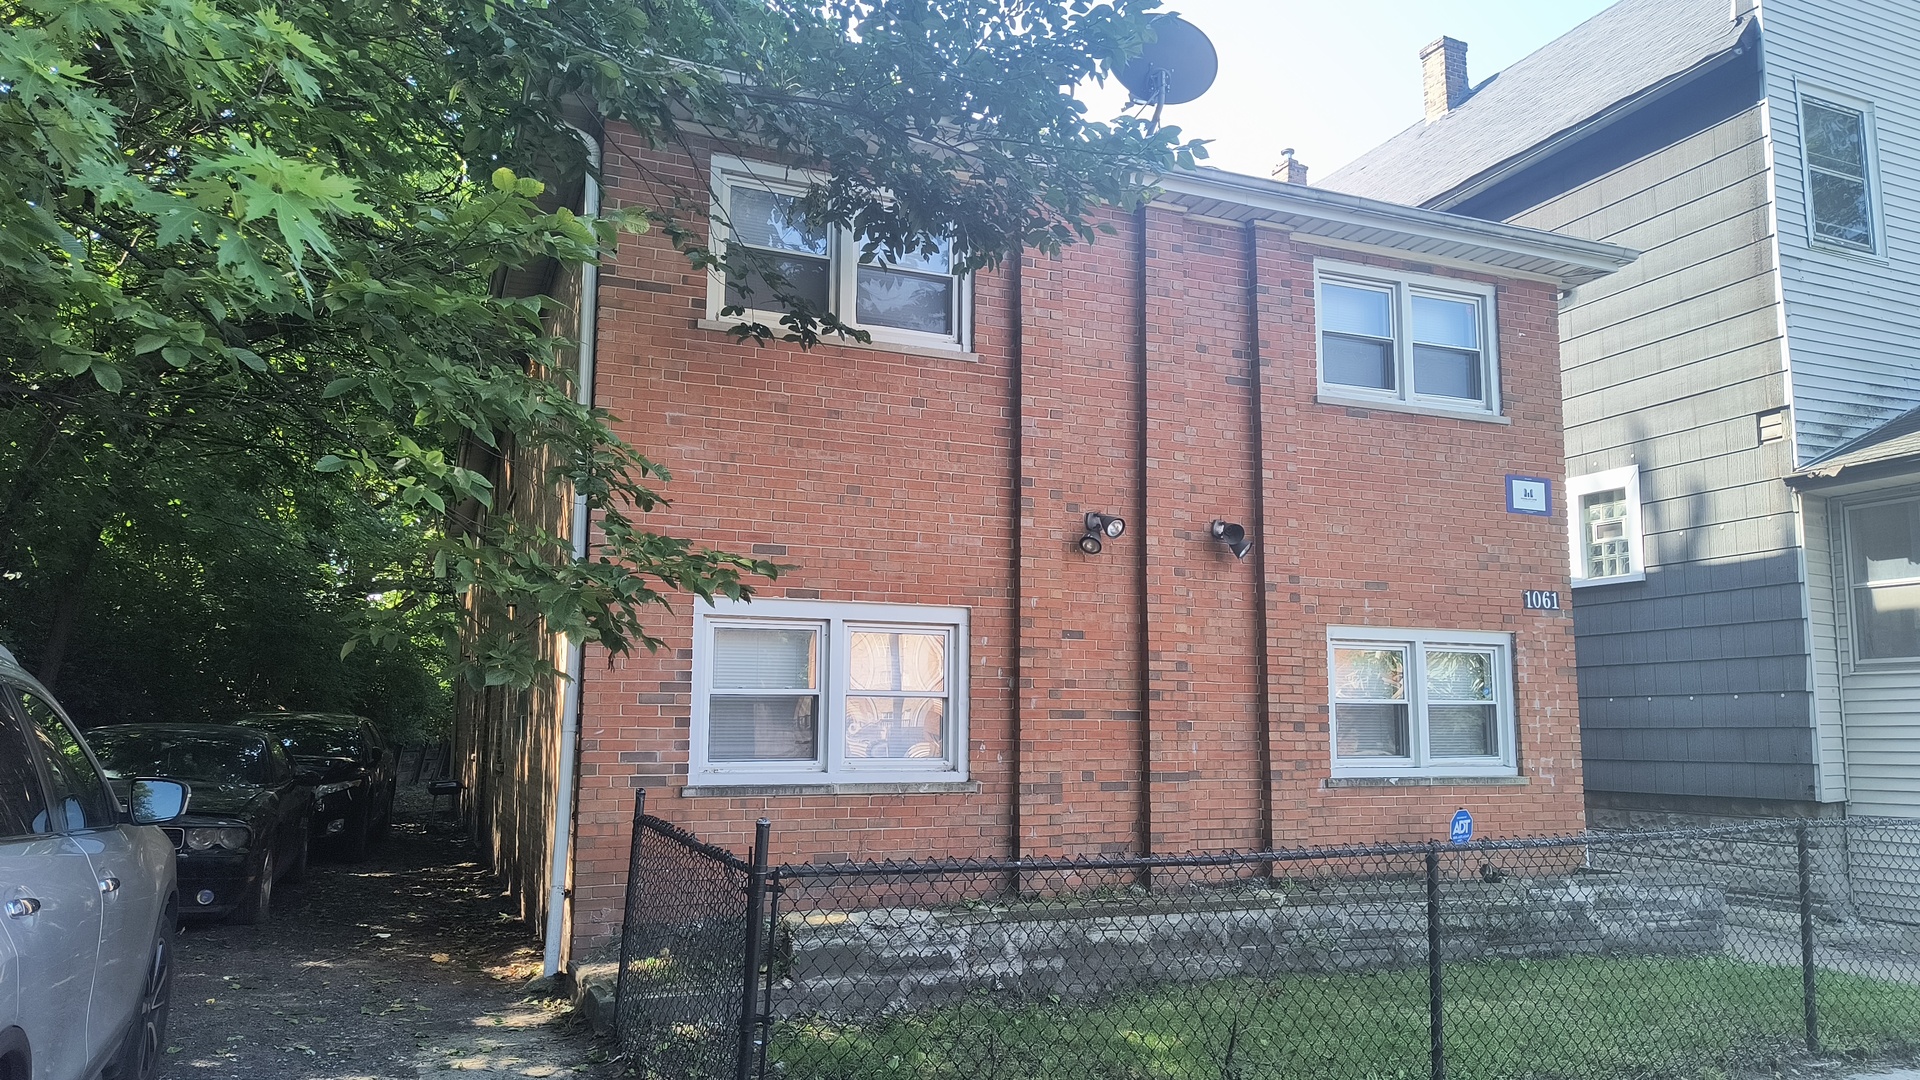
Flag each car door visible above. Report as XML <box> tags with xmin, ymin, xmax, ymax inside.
<box><xmin>264</xmin><ymin>742</ymin><xmax>302</xmax><ymax>859</ymax></box>
<box><xmin>14</xmin><ymin>685</ymin><xmax>150</xmax><ymax>1075</ymax></box>
<box><xmin>0</xmin><ymin>682</ymin><xmax>102</xmax><ymax>1080</ymax></box>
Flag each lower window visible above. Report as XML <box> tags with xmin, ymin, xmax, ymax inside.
<box><xmin>1328</xmin><ymin>627</ymin><xmax>1516</xmax><ymax>778</ymax></box>
<box><xmin>692</xmin><ymin>598</ymin><xmax>969</xmax><ymax>786</ymax></box>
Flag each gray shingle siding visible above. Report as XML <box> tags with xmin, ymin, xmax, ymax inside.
<box><xmin>1512</xmin><ymin>97</ymin><xmax>1816</xmax><ymax>805</ymax></box>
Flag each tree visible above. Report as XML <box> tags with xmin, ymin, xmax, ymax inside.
<box><xmin>0</xmin><ymin>0</ymin><xmax>1200</xmax><ymax>719</ymax></box>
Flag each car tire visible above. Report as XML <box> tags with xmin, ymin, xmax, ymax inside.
<box><xmin>237</xmin><ymin>851</ymin><xmax>274</xmax><ymax>925</ymax></box>
<box><xmin>283</xmin><ymin>822</ymin><xmax>311</xmax><ymax>884</ymax></box>
<box><xmin>104</xmin><ymin>900</ymin><xmax>175</xmax><ymax>1080</ymax></box>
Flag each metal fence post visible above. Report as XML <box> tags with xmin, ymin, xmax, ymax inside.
<box><xmin>737</xmin><ymin>818</ymin><xmax>772</xmax><ymax>1080</ymax></box>
<box><xmin>1426</xmin><ymin>845</ymin><xmax>1444</xmax><ymax>1080</ymax></box>
<box><xmin>612</xmin><ymin>787</ymin><xmax>647</xmax><ymax>1042</ymax></box>
<box><xmin>1798</xmin><ymin>822</ymin><xmax>1819</xmax><ymax>1054</ymax></box>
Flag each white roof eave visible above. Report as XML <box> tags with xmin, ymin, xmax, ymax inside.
<box><xmin>1152</xmin><ymin>170</ymin><xmax>1639</xmax><ymax>288</ymax></box>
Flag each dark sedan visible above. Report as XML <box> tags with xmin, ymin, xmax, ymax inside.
<box><xmin>238</xmin><ymin>712</ymin><xmax>395</xmax><ymax>860</ymax></box>
<box><xmin>86</xmin><ymin>724</ymin><xmax>314</xmax><ymax>924</ymax></box>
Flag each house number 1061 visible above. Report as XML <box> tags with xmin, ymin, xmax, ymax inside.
<box><xmin>1523</xmin><ymin>590</ymin><xmax>1562</xmax><ymax>611</ymax></box>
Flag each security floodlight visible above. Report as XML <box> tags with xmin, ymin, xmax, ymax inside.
<box><xmin>1210</xmin><ymin>520</ymin><xmax>1252</xmax><ymax>559</ymax></box>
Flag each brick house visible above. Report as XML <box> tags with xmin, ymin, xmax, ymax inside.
<box><xmin>454</xmin><ymin>130</ymin><xmax>1635</xmax><ymax>970</ymax></box>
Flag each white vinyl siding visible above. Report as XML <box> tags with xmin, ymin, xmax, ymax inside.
<box><xmin>1829</xmin><ymin>491</ymin><xmax>1920</xmax><ymax>817</ymax></box>
<box><xmin>1803</xmin><ymin>493</ymin><xmax>1849</xmax><ymax>804</ymax></box>
<box><xmin>1762</xmin><ymin>3</ymin><xmax>1920</xmax><ymax>463</ymax></box>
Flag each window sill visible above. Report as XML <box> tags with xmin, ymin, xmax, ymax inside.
<box><xmin>682</xmin><ymin>779</ymin><xmax>979</xmax><ymax>798</ymax></box>
<box><xmin>1326</xmin><ymin>774</ymin><xmax>1528</xmax><ymax>789</ymax></box>
<box><xmin>1801</xmin><ymin>239</ymin><xmax>1889</xmax><ymax>267</ymax></box>
<box><xmin>695</xmin><ymin>319</ymin><xmax>979</xmax><ymax>364</ymax></box>
<box><xmin>1572</xmin><ymin>571</ymin><xmax>1645</xmax><ymax>588</ymax></box>
<box><xmin>1316</xmin><ymin>394</ymin><xmax>1511</xmax><ymax>425</ymax></box>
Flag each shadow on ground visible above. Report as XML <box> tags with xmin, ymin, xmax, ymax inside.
<box><xmin>163</xmin><ymin>785</ymin><xmax>617</xmax><ymax>1079</ymax></box>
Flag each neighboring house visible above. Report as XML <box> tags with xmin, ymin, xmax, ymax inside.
<box><xmin>1323</xmin><ymin>0</ymin><xmax>1920</xmax><ymax>829</ymax></box>
<box><xmin>454</xmin><ymin>129</ymin><xmax>1633</xmax><ymax>967</ymax></box>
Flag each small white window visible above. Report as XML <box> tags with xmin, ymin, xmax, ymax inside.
<box><xmin>1315</xmin><ymin>261</ymin><xmax>1499</xmax><ymax>417</ymax></box>
<box><xmin>1798</xmin><ymin>90</ymin><xmax>1880</xmax><ymax>254</ymax></box>
<box><xmin>1567</xmin><ymin>466</ymin><xmax>1645</xmax><ymax>586</ymax></box>
<box><xmin>1328</xmin><ymin>628</ymin><xmax>1516</xmax><ymax>778</ymax></box>
<box><xmin>708</xmin><ymin>155</ymin><xmax>969</xmax><ymax>349</ymax></box>
<box><xmin>1845</xmin><ymin>497</ymin><xmax>1920</xmax><ymax>663</ymax></box>
<box><xmin>692</xmin><ymin>598</ymin><xmax>969</xmax><ymax>786</ymax></box>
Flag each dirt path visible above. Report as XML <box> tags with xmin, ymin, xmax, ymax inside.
<box><xmin>162</xmin><ymin>787</ymin><xmax>618</xmax><ymax>1080</ymax></box>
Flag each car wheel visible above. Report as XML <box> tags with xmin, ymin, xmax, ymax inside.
<box><xmin>104</xmin><ymin>900</ymin><xmax>175</xmax><ymax>1080</ymax></box>
<box><xmin>237</xmin><ymin>851</ymin><xmax>274</xmax><ymax>925</ymax></box>
<box><xmin>283</xmin><ymin>821</ymin><xmax>311</xmax><ymax>884</ymax></box>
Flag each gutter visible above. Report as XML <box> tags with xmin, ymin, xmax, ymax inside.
<box><xmin>544</xmin><ymin>123</ymin><xmax>601</xmax><ymax>979</ymax></box>
<box><xmin>1151</xmin><ymin>170</ymin><xmax>1637</xmax><ymax>286</ymax></box>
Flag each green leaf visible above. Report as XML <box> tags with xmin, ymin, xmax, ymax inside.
<box><xmin>313</xmin><ymin>455</ymin><xmax>348</xmax><ymax>473</ymax></box>
<box><xmin>90</xmin><ymin>361</ymin><xmax>123</xmax><ymax>392</ymax></box>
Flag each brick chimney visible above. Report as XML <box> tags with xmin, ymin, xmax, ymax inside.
<box><xmin>1420</xmin><ymin>36</ymin><xmax>1470</xmax><ymax>122</ymax></box>
<box><xmin>1275</xmin><ymin>148</ymin><xmax>1308</xmax><ymax>185</ymax></box>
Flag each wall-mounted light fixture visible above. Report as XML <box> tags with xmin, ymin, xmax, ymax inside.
<box><xmin>1079</xmin><ymin>511</ymin><xmax>1126</xmax><ymax>555</ymax></box>
<box><xmin>1210</xmin><ymin>519</ymin><xmax>1252</xmax><ymax>559</ymax></box>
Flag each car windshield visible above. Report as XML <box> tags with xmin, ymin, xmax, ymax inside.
<box><xmin>276</xmin><ymin>727</ymin><xmax>363</xmax><ymax>759</ymax></box>
<box><xmin>89</xmin><ymin>730</ymin><xmax>272</xmax><ymax>786</ymax></box>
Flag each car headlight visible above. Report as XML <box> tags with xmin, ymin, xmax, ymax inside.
<box><xmin>314</xmin><ymin>779</ymin><xmax>366</xmax><ymax>797</ymax></box>
<box><xmin>183</xmin><ymin>826</ymin><xmax>250</xmax><ymax>852</ymax></box>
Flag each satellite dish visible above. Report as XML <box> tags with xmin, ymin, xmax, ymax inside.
<box><xmin>1117</xmin><ymin>14</ymin><xmax>1219</xmax><ymax>114</ymax></box>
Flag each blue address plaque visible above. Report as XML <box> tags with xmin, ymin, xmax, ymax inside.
<box><xmin>1506</xmin><ymin>475</ymin><xmax>1552</xmax><ymax>516</ymax></box>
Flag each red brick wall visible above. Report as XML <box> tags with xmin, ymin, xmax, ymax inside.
<box><xmin>554</xmin><ymin>134</ymin><xmax>1586</xmax><ymax>955</ymax></box>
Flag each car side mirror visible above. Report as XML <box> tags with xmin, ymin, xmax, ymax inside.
<box><xmin>129</xmin><ymin>778</ymin><xmax>189</xmax><ymax>824</ymax></box>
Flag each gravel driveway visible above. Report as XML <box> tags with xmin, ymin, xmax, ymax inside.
<box><xmin>162</xmin><ymin>787</ymin><xmax>617</xmax><ymax>1079</ymax></box>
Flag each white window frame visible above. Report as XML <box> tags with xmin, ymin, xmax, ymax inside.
<box><xmin>691</xmin><ymin>597</ymin><xmax>970</xmax><ymax>787</ymax></box>
<box><xmin>1327</xmin><ymin>627</ymin><xmax>1517</xmax><ymax>779</ymax></box>
<box><xmin>1842</xmin><ymin>494</ymin><xmax>1920</xmax><ymax>667</ymax></box>
<box><xmin>1795</xmin><ymin>83</ymin><xmax>1884</xmax><ymax>258</ymax></box>
<box><xmin>1567</xmin><ymin>466</ymin><xmax>1646</xmax><ymax>587</ymax></box>
<box><xmin>1313</xmin><ymin>260</ymin><xmax>1502</xmax><ymax>419</ymax></box>
<box><xmin>706</xmin><ymin>154</ymin><xmax>972</xmax><ymax>352</ymax></box>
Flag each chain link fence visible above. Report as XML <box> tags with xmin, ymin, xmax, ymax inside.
<box><xmin>615</xmin><ymin>803</ymin><xmax>1920</xmax><ymax>1080</ymax></box>
<box><xmin>613</xmin><ymin>790</ymin><xmax>762</xmax><ymax>1079</ymax></box>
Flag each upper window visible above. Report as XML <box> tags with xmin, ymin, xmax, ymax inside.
<box><xmin>1328</xmin><ymin>627</ymin><xmax>1516</xmax><ymax>778</ymax></box>
<box><xmin>1567</xmin><ymin>466</ymin><xmax>1646</xmax><ymax>587</ymax></box>
<box><xmin>709</xmin><ymin>156</ymin><xmax>968</xmax><ymax>349</ymax></box>
<box><xmin>692</xmin><ymin>598</ymin><xmax>970</xmax><ymax>787</ymax></box>
<box><xmin>1799</xmin><ymin>91</ymin><xmax>1880</xmax><ymax>254</ymax></box>
<box><xmin>1316</xmin><ymin>262</ymin><xmax>1500</xmax><ymax>417</ymax></box>
<box><xmin>1846</xmin><ymin>497</ymin><xmax>1920</xmax><ymax>662</ymax></box>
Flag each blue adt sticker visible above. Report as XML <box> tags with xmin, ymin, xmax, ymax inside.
<box><xmin>1449</xmin><ymin>809</ymin><xmax>1474</xmax><ymax>846</ymax></box>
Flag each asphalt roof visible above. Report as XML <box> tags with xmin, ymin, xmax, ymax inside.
<box><xmin>1318</xmin><ymin>0</ymin><xmax>1751</xmax><ymax>208</ymax></box>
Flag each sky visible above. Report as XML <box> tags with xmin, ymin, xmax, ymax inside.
<box><xmin>1083</xmin><ymin>0</ymin><xmax>1626</xmax><ymax>181</ymax></box>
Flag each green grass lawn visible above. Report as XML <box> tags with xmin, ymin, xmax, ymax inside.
<box><xmin>767</xmin><ymin>956</ymin><xmax>1920</xmax><ymax>1080</ymax></box>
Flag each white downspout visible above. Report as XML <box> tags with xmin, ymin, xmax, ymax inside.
<box><xmin>544</xmin><ymin>124</ymin><xmax>601</xmax><ymax>979</ymax></box>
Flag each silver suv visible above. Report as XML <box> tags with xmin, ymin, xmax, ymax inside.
<box><xmin>0</xmin><ymin>645</ymin><xmax>183</xmax><ymax>1080</ymax></box>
